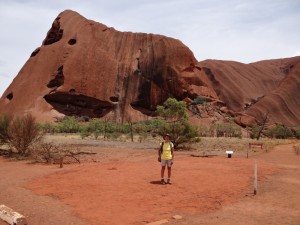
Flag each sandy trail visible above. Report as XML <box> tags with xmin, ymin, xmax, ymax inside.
<box><xmin>25</xmin><ymin>148</ymin><xmax>275</xmax><ymax>225</ymax></box>
<box><xmin>0</xmin><ymin>142</ymin><xmax>299</xmax><ymax>225</ymax></box>
<box><xmin>168</xmin><ymin>143</ymin><xmax>300</xmax><ymax>225</ymax></box>
<box><xmin>0</xmin><ymin>159</ymin><xmax>87</xmax><ymax>225</ymax></box>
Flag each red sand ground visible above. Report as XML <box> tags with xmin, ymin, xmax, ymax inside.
<box><xmin>1</xmin><ymin>142</ymin><xmax>300</xmax><ymax>225</ymax></box>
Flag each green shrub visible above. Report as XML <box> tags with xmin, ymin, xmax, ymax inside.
<box><xmin>132</xmin><ymin>122</ymin><xmax>147</xmax><ymax>134</ymax></box>
<box><xmin>247</xmin><ymin>124</ymin><xmax>260</xmax><ymax>139</ymax></box>
<box><xmin>58</xmin><ymin>116</ymin><xmax>81</xmax><ymax>133</ymax></box>
<box><xmin>296</xmin><ymin>126</ymin><xmax>300</xmax><ymax>139</ymax></box>
<box><xmin>38</xmin><ymin>122</ymin><xmax>59</xmax><ymax>133</ymax></box>
<box><xmin>265</xmin><ymin>124</ymin><xmax>293</xmax><ymax>139</ymax></box>
<box><xmin>174</xmin><ymin>120</ymin><xmax>199</xmax><ymax>147</ymax></box>
<box><xmin>116</xmin><ymin>123</ymin><xmax>131</xmax><ymax>133</ymax></box>
<box><xmin>88</xmin><ymin>119</ymin><xmax>104</xmax><ymax>139</ymax></box>
<box><xmin>80</xmin><ymin>124</ymin><xmax>90</xmax><ymax>139</ymax></box>
<box><xmin>191</xmin><ymin>96</ymin><xmax>210</xmax><ymax>105</ymax></box>
<box><xmin>156</xmin><ymin>98</ymin><xmax>199</xmax><ymax>148</ymax></box>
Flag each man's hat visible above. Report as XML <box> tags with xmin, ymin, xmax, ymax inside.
<box><xmin>164</xmin><ymin>133</ymin><xmax>171</xmax><ymax>138</ymax></box>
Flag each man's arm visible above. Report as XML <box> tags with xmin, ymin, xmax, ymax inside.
<box><xmin>158</xmin><ymin>147</ymin><xmax>162</xmax><ymax>157</ymax></box>
<box><xmin>158</xmin><ymin>144</ymin><xmax>162</xmax><ymax>162</ymax></box>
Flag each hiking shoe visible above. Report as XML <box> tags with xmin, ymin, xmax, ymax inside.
<box><xmin>167</xmin><ymin>179</ymin><xmax>172</xmax><ymax>184</ymax></box>
<box><xmin>160</xmin><ymin>179</ymin><xmax>166</xmax><ymax>185</ymax></box>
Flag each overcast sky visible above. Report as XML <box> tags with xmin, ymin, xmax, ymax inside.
<box><xmin>0</xmin><ymin>0</ymin><xmax>300</xmax><ymax>96</ymax></box>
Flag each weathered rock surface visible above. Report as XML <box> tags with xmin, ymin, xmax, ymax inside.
<box><xmin>245</xmin><ymin>61</ymin><xmax>300</xmax><ymax>127</ymax></box>
<box><xmin>0</xmin><ymin>10</ymin><xmax>217</xmax><ymax>122</ymax></box>
<box><xmin>0</xmin><ymin>10</ymin><xmax>299</xmax><ymax>127</ymax></box>
<box><xmin>198</xmin><ymin>57</ymin><xmax>300</xmax><ymax>127</ymax></box>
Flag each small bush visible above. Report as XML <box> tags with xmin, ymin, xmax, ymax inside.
<box><xmin>210</xmin><ymin>122</ymin><xmax>242</xmax><ymax>138</ymax></box>
<box><xmin>80</xmin><ymin>124</ymin><xmax>90</xmax><ymax>139</ymax></box>
<box><xmin>247</xmin><ymin>124</ymin><xmax>260</xmax><ymax>139</ymax></box>
<box><xmin>7</xmin><ymin>114</ymin><xmax>43</xmax><ymax>156</ymax></box>
<box><xmin>32</xmin><ymin>142</ymin><xmax>59</xmax><ymax>163</ymax></box>
<box><xmin>198</xmin><ymin>124</ymin><xmax>208</xmax><ymax>137</ymax></box>
<box><xmin>174</xmin><ymin>121</ymin><xmax>199</xmax><ymax>147</ymax></box>
<box><xmin>0</xmin><ymin>114</ymin><xmax>13</xmax><ymax>144</ymax></box>
<box><xmin>132</xmin><ymin>122</ymin><xmax>147</xmax><ymax>134</ymax></box>
<box><xmin>296</xmin><ymin>126</ymin><xmax>300</xmax><ymax>139</ymax></box>
<box><xmin>58</xmin><ymin>116</ymin><xmax>81</xmax><ymax>133</ymax></box>
<box><xmin>32</xmin><ymin>142</ymin><xmax>90</xmax><ymax>166</ymax></box>
<box><xmin>191</xmin><ymin>96</ymin><xmax>210</xmax><ymax>105</ymax></box>
<box><xmin>265</xmin><ymin>124</ymin><xmax>293</xmax><ymax>139</ymax></box>
<box><xmin>38</xmin><ymin>122</ymin><xmax>59</xmax><ymax>133</ymax></box>
<box><xmin>87</xmin><ymin>119</ymin><xmax>104</xmax><ymax>139</ymax></box>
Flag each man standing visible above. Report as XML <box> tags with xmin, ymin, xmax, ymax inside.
<box><xmin>158</xmin><ymin>134</ymin><xmax>174</xmax><ymax>184</ymax></box>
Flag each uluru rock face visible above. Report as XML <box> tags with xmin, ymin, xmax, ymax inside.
<box><xmin>198</xmin><ymin>57</ymin><xmax>300</xmax><ymax>127</ymax></box>
<box><xmin>0</xmin><ymin>10</ymin><xmax>217</xmax><ymax>122</ymax></box>
<box><xmin>245</xmin><ymin>60</ymin><xmax>300</xmax><ymax>127</ymax></box>
<box><xmin>0</xmin><ymin>10</ymin><xmax>299</xmax><ymax>127</ymax></box>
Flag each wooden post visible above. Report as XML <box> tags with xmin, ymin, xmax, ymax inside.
<box><xmin>130</xmin><ymin>122</ymin><xmax>133</xmax><ymax>142</ymax></box>
<box><xmin>254</xmin><ymin>160</ymin><xmax>257</xmax><ymax>195</ymax></box>
<box><xmin>60</xmin><ymin>157</ymin><xmax>64</xmax><ymax>168</ymax></box>
<box><xmin>104</xmin><ymin>119</ymin><xmax>107</xmax><ymax>139</ymax></box>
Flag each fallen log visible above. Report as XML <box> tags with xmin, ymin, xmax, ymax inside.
<box><xmin>0</xmin><ymin>205</ymin><xmax>27</xmax><ymax>225</ymax></box>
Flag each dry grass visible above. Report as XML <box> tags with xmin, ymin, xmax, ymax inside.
<box><xmin>42</xmin><ymin>134</ymin><xmax>296</xmax><ymax>157</ymax></box>
<box><xmin>190</xmin><ymin>137</ymin><xmax>295</xmax><ymax>157</ymax></box>
<box><xmin>2</xmin><ymin>133</ymin><xmax>297</xmax><ymax>165</ymax></box>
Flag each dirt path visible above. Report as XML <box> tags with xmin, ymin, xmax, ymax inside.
<box><xmin>0</xmin><ymin>159</ymin><xmax>88</xmax><ymax>225</ymax></box>
<box><xmin>0</xmin><ymin>142</ymin><xmax>299</xmax><ymax>225</ymax></box>
<box><xmin>25</xmin><ymin>148</ymin><xmax>276</xmax><ymax>225</ymax></box>
<box><xmin>168</xmin><ymin>143</ymin><xmax>300</xmax><ymax>225</ymax></box>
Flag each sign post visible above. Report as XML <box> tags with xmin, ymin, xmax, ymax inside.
<box><xmin>254</xmin><ymin>160</ymin><xmax>257</xmax><ymax>195</ymax></box>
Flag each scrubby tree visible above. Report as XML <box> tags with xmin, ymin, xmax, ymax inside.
<box><xmin>0</xmin><ymin>114</ymin><xmax>12</xmax><ymax>144</ymax></box>
<box><xmin>256</xmin><ymin>112</ymin><xmax>269</xmax><ymax>140</ymax></box>
<box><xmin>246</xmin><ymin>112</ymin><xmax>269</xmax><ymax>140</ymax></box>
<box><xmin>156</xmin><ymin>98</ymin><xmax>199</xmax><ymax>148</ymax></box>
<box><xmin>7</xmin><ymin>114</ymin><xmax>43</xmax><ymax>156</ymax></box>
<box><xmin>296</xmin><ymin>126</ymin><xmax>300</xmax><ymax>139</ymax></box>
